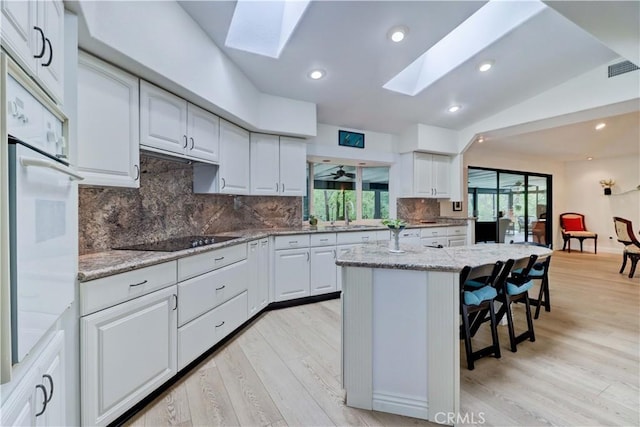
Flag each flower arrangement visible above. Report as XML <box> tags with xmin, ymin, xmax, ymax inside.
<box><xmin>599</xmin><ymin>179</ymin><xmax>615</xmax><ymax>188</ymax></box>
<box><xmin>309</xmin><ymin>215</ymin><xmax>318</xmax><ymax>226</ymax></box>
<box><xmin>381</xmin><ymin>218</ymin><xmax>406</xmax><ymax>229</ymax></box>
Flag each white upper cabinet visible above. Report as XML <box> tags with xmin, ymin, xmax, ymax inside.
<box><xmin>1</xmin><ymin>0</ymin><xmax>64</xmax><ymax>103</ymax></box>
<box><xmin>400</xmin><ymin>152</ymin><xmax>451</xmax><ymax>198</ymax></box>
<box><xmin>77</xmin><ymin>52</ymin><xmax>140</xmax><ymax>188</ymax></box>
<box><xmin>187</xmin><ymin>103</ymin><xmax>219</xmax><ymax>163</ymax></box>
<box><xmin>140</xmin><ymin>81</ymin><xmax>219</xmax><ymax>164</ymax></box>
<box><xmin>279</xmin><ymin>136</ymin><xmax>306</xmax><ymax>196</ymax></box>
<box><xmin>250</xmin><ymin>133</ymin><xmax>280</xmax><ymax>195</ymax></box>
<box><xmin>250</xmin><ymin>134</ymin><xmax>306</xmax><ymax>196</ymax></box>
<box><xmin>218</xmin><ymin>119</ymin><xmax>250</xmax><ymax>194</ymax></box>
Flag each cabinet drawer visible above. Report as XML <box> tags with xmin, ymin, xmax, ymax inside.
<box><xmin>421</xmin><ymin>237</ymin><xmax>447</xmax><ymax>248</ymax></box>
<box><xmin>178</xmin><ymin>259</ymin><xmax>248</xmax><ymax>326</ymax></box>
<box><xmin>420</xmin><ymin>227</ymin><xmax>448</xmax><ymax>238</ymax></box>
<box><xmin>80</xmin><ymin>261</ymin><xmax>177</xmax><ymax>316</ymax></box>
<box><xmin>178</xmin><ymin>243</ymin><xmax>247</xmax><ymax>281</ymax></box>
<box><xmin>448</xmin><ymin>237</ymin><xmax>467</xmax><ymax>247</ymax></box>
<box><xmin>274</xmin><ymin>234</ymin><xmax>310</xmax><ymax>250</ymax></box>
<box><xmin>178</xmin><ymin>291</ymin><xmax>248</xmax><ymax>370</ymax></box>
<box><xmin>336</xmin><ymin>231</ymin><xmax>377</xmax><ymax>245</ymax></box>
<box><xmin>447</xmin><ymin>226</ymin><xmax>467</xmax><ymax>237</ymax></box>
<box><xmin>399</xmin><ymin>229</ymin><xmax>421</xmax><ymax>239</ymax></box>
<box><xmin>310</xmin><ymin>233</ymin><xmax>337</xmax><ymax>247</ymax></box>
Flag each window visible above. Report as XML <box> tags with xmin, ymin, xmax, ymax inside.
<box><xmin>304</xmin><ymin>163</ymin><xmax>389</xmax><ymax>222</ymax></box>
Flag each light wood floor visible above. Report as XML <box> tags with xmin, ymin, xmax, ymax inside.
<box><xmin>126</xmin><ymin>251</ymin><xmax>639</xmax><ymax>426</ymax></box>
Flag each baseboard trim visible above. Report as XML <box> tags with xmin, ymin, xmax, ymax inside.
<box><xmin>372</xmin><ymin>392</ymin><xmax>429</xmax><ymax>420</ymax></box>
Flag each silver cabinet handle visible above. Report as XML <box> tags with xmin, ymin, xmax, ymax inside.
<box><xmin>289</xmin><ymin>241</ymin><xmax>298</xmax><ymax>245</ymax></box>
<box><xmin>134</xmin><ymin>164</ymin><xmax>140</xmax><ymax>181</ymax></box>
<box><xmin>306</xmin><ymin>252</ymin><xmax>310</xmax><ymax>262</ymax></box>
<box><xmin>183</xmin><ymin>135</ymin><xmax>188</xmax><ymax>148</ymax></box>
<box><xmin>20</xmin><ymin>156</ymin><xmax>84</xmax><ymax>181</ymax></box>
<box><xmin>250</xmin><ymin>242</ymin><xmax>258</xmax><ymax>247</ymax></box>
<box><xmin>172</xmin><ymin>294</ymin><xmax>178</xmax><ymax>310</ymax></box>
<box><xmin>190</xmin><ymin>137</ymin><xmax>195</xmax><ymax>150</ymax></box>
<box><xmin>215</xmin><ymin>256</ymin><xmax>225</xmax><ymax>261</ymax></box>
<box><xmin>333</xmin><ymin>250</ymin><xmax>336</xmax><ymax>259</ymax></box>
<box><xmin>276</xmin><ymin>182</ymin><xmax>279</xmax><ymax>191</ymax></box>
<box><xmin>221</xmin><ymin>177</ymin><xmax>226</xmax><ymax>189</ymax></box>
<box><xmin>282</xmin><ymin>183</ymin><xmax>285</xmax><ymax>193</ymax></box>
<box><xmin>129</xmin><ymin>279</ymin><xmax>148</xmax><ymax>287</ymax></box>
<box><xmin>42</xmin><ymin>374</ymin><xmax>54</xmax><ymax>403</ymax></box>
<box><xmin>320</xmin><ymin>238</ymin><xmax>329</xmax><ymax>242</ymax></box>
<box><xmin>216</xmin><ymin>285</ymin><xmax>226</xmax><ymax>291</ymax></box>
<box><xmin>215</xmin><ymin>321</ymin><xmax>225</xmax><ymax>328</ymax></box>
<box><xmin>35</xmin><ymin>384</ymin><xmax>48</xmax><ymax>417</ymax></box>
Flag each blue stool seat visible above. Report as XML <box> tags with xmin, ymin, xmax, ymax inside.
<box><xmin>513</xmin><ymin>265</ymin><xmax>545</xmax><ymax>277</ymax></box>
<box><xmin>464</xmin><ymin>279</ymin><xmax>485</xmax><ymax>288</ymax></box>
<box><xmin>464</xmin><ymin>286</ymin><xmax>497</xmax><ymax>305</ymax></box>
<box><xmin>506</xmin><ymin>279</ymin><xmax>534</xmax><ymax>295</ymax></box>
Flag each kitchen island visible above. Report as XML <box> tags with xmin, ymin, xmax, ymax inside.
<box><xmin>336</xmin><ymin>243</ymin><xmax>552</xmax><ymax>425</ymax></box>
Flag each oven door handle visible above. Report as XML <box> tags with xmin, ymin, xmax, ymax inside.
<box><xmin>20</xmin><ymin>156</ymin><xmax>84</xmax><ymax>181</ymax></box>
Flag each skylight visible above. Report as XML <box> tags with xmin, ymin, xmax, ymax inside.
<box><xmin>383</xmin><ymin>0</ymin><xmax>547</xmax><ymax>96</ymax></box>
<box><xmin>225</xmin><ymin>0</ymin><xmax>311</xmax><ymax>58</ymax></box>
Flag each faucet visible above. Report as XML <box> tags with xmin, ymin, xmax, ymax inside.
<box><xmin>345</xmin><ymin>201</ymin><xmax>354</xmax><ymax>226</ymax></box>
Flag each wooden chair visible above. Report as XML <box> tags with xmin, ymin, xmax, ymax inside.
<box><xmin>495</xmin><ymin>256</ymin><xmax>537</xmax><ymax>352</ymax></box>
<box><xmin>510</xmin><ymin>241</ymin><xmax>552</xmax><ymax>319</ymax></box>
<box><xmin>559</xmin><ymin>212</ymin><xmax>598</xmax><ymax>253</ymax></box>
<box><xmin>613</xmin><ymin>217</ymin><xmax>640</xmax><ymax>278</ymax></box>
<box><xmin>459</xmin><ymin>262</ymin><xmax>504</xmax><ymax>370</ymax></box>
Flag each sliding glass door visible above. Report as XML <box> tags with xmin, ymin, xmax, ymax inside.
<box><xmin>468</xmin><ymin>167</ymin><xmax>552</xmax><ymax>246</ymax></box>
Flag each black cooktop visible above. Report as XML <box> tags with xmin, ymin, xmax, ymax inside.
<box><xmin>114</xmin><ymin>235</ymin><xmax>240</xmax><ymax>252</ymax></box>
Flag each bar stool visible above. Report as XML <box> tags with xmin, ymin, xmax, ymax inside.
<box><xmin>459</xmin><ymin>262</ymin><xmax>504</xmax><ymax>370</ymax></box>
<box><xmin>510</xmin><ymin>241</ymin><xmax>552</xmax><ymax>319</ymax></box>
<box><xmin>496</xmin><ymin>256</ymin><xmax>537</xmax><ymax>352</ymax></box>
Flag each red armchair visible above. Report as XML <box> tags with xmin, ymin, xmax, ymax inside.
<box><xmin>559</xmin><ymin>212</ymin><xmax>597</xmax><ymax>253</ymax></box>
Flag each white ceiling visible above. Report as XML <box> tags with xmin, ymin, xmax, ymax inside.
<box><xmin>179</xmin><ymin>0</ymin><xmax>623</xmax><ymax>135</ymax></box>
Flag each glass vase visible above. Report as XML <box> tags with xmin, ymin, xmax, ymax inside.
<box><xmin>388</xmin><ymin>226</ymin><xmax>405</xmax><ymax>253</ymax></box>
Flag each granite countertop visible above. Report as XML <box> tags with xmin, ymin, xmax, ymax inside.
<box><xmin>335</xmin><ymin>243</ymin><xmax>552</xmax><ymax>272</ymax></box>
<box><xmin>78</xmin><ymin>221</ymin><xmax>469</xmax><ymax>282</ymax></box>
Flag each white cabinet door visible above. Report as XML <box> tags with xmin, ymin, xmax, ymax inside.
<box><xmin>36</xmin><ymin>334</ymin><xmax>65</xmax><ymax>427</ymax></box>
<box><xmin>247</xmin><ymin>240</ymin><xmax>260</xmax><ymax>317</ymax></box>
<box><xmin>0</xmin><ymin>370</ymin><xmax>37</xmax><ymax>427</ymax></box>
<box><xmin>77</xmin><ymin>52</ymin><xmax>140</xmax><ymax>188</ymax></box>
<box><xmin>431</xmin><ymin>154</ymin><xmax>451</xmax><ymax>198</ymax></box>
<box><xmin>81</xmin><ymin>286</ymin><xmax>177</xmax><ymax>427</ymax></box>
<box><xmin>274</xmin><ymin>248</ymin><xmax>310</xmax><ymax>301</ymax></box>
<box><xmin>279</xmin><ymin>137</ymin><xmax>306</xmax><ymax>196</ymax></box>
<box><xmin>186</xmin><ymin>103</ymin><xmax>219</xmax><ymax>163</ymax></box>
<box><xmin>219</xmin><ymin>119</ymin><xmax>250</xmax><ymax>195</ymax></box>
<box><xmin>258</xmin><ymin>238</ymin><xmax>270</xmax><ymax>310</ymax></box>
<box><xmin>413</xmin><ymin>152</ymin><xmax>434</xmax><ymax>197</ymax></box>
<box><xmin>35</xmin><ymin>0</ymin><xmax>64</xmax><ymax>103</ymax></box>
<box><xmin>140</xmin><ymin>81</ymin><xmax>188</xmax><ymax>155</ymax></box>
<box><xmin>310</xmin><ymin>246</ymin><xmax>337</xmax><ymax>296</ymax></box>
<box><xmin>250</xmin><ymin>133</ymin><xmax>280</xmax><ymax>195</ymax></box>
<box><xmin>1</xmin><ymin>0</ymin><xmax>36</xmax><ymax>73</ymax></box>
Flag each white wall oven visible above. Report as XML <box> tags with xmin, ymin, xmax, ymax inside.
<box><xmin>2</xmin><ymin>60</ymin><xmax>81</xmax><ymax>380</ymax></box>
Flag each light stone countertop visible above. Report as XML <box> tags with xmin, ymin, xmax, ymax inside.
<box><xmin>335</xmin><ymin>243</ymin><xmax>552</xmax><ymax>272</ymax></box>
<box><xmin>78</xmin><ymin>222</ymin><xmax>467</xmax><ymax>282</ymax></box>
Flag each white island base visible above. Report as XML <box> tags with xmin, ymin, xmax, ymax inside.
<box><xmin>341</xmin><ymin>266</ymin><xmax>460</xmax><ymax>424</ymax></box>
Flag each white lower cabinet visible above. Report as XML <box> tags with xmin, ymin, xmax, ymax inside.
<box><xmin>81</xmin><ymin>285</ymin><xmax>178</xmax><ymax>426</ymax></box>
<box><xmin>310</xmin><ymin>246</ymin><xmax>337</xmax><ymax>295</ymax></box>
<box><xmin>248</xmin><ymin>238</ymin><xmax>270</xmax><ymax>317</ymax></box>
<box><xmin>178</xmin><ymin>291</ymin><xmax>248</xmax><ymax>370</ymax></box>
<box><xmin>1</xmin><ymin>332</ymin><xmax>65</xmax><ymax>427</ymax></box>
<box><xmin>274</xmin><ymin>247</ymin><xmax>310</xmax><ymax>301</ymax></box>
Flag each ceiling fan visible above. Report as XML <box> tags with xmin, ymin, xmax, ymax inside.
<box><xmin>317</xmin><ymin>165</ymin><xmax>356</xmax><ymax>180</ymax></box>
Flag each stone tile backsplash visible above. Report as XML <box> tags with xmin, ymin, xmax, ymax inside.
<box><xmin>79</xmin><ymin>154</ymin><xmax>302</xmax><ymax>254</ymax></box>
<box><xmin>397</xmin><ymin>198</ymin><xmax>440</xmax><ymax>223</ymax></box>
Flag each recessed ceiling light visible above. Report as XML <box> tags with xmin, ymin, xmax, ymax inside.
<box><xmin>595</xmin><ymin>122</ymin><xmax>606</xmax><ymax>130</ymax></box>
<box><xmin>448</xmin><ymin>105</ymin><xmax>461</xmax><ymax>113</ymax></box>
<box><xmin>388</xmin><ymin>26</ymin><xmax>408</xmax><ymax>43</ymax></box>
<box><xmin>309</xmin><ymin>69</ymin><xmax>325</xmax><ymax>80</ymax></box>
<box><xmin>478</xmin><ymin>61</ymin><xmax>494</xmax><ymax>72</ymax></box>
<box><xmin>587</xmin><ymin>157</ymin><xmax>593</xmax><ymax>161</ymax></box>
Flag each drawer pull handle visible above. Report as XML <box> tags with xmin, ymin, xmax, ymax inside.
<box><xmin>320</xmin><ymin>238</ymin><xmax>328</xmax><ymax>242</ymax></box>
<box><xmin>215</xmin><ymin>256</ymin><xmax>225</xmax><ymax>261</ymax></box>
<box><xmin>362</xmin><ymin>237</ymin><xmax>369</xmax><ymax>241</ymax></box>
<box><xmin>289</xmin><ymin>241</ymin><xmax>298</xmax><ymax>244</ymax></box>
<box><xmin>215</xmin><ymin>321</ymin><xmax>225</xmax><ymax>328</ymax></box>
<box><xmin>172</xmin><ymin>294</ymin><xmax>178</xmax><ymax>310</ymax></box>
<box><xmin>35</xmin><ymin>384</ymin><xmax>48</xmax><ymax>417</ymax></box>
<box><xmin>250</xmin><ymin>242</ymin><xmax>258</xmax><ymax>247</ymax></box>
<box><xmin>130</xmin><ymin>280</ymin><xmax>148</xmax><ymax>287</ymax></box>
<box><xmin>216</xmin><ymin>285</ymin><xmax>226</xmax><ymax>291</ymax></box>
<box><xmin>42</xmin><ymin>374</ymin><xmax>54</xmax><ymax>403</ymax></box>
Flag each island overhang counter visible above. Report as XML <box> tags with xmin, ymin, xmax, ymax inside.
<box><xmin>336</xmin><ymin>243</ymin><xmax>552</xmax><ymax>425</ymax></box>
